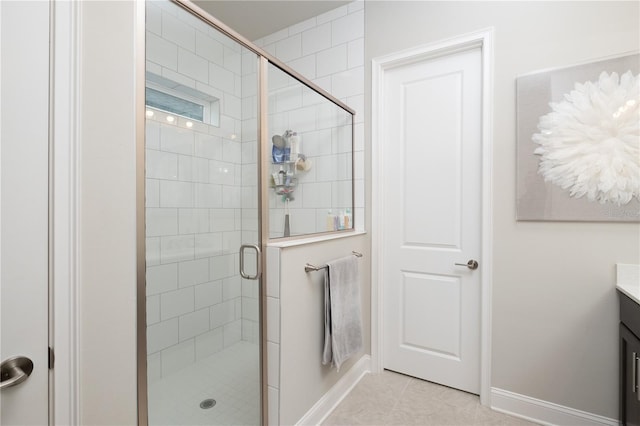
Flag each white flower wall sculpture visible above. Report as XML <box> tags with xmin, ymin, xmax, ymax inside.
<box><xmin>532</xmin><ymin>71</ymin><xmax>640</xmax><ymax>206</ymax></box>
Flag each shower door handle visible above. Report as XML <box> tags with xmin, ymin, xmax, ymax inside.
<box><xmin>239</xmin><ymin>244</ymin><xmax>262</xmax><ymax>280</ymax></box>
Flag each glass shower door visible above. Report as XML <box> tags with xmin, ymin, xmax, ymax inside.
<box><xmin>143</xmin><ymin>1</ymin><xmax>261</xmax><ymax>424</ymax></box>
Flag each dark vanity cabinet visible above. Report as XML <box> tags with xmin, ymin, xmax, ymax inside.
<box><xmin>620</xmin><ymin>291</ymin><xmax>640</xmax><ymax>426</ymax></box>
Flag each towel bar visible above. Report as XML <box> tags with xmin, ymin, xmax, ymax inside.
<box><xmin>305</xmin><ymin>251</ymin><xmax>362</xmax><ymax>273</ymax></box>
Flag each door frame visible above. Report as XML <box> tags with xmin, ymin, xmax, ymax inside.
<box><xmin>51</xmin><ymin>1</ymin><xmax>82</xmax><ymax>424</ymax></box>
<box><xmin>370</xmin><ymin>28</ymin><xmax>495</xmax><ymax>405</ymax></box>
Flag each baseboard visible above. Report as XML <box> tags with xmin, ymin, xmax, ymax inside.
<box><xmin>296</xmin><ymin>355</ymin><xmax>371</xmax><ymax>426</ymax></box>
<box><xmin>491</xmin><ymin>388</ymin><xmax>619</xmax><ymax>426</ymax></box>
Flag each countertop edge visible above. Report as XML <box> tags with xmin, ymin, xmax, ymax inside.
<box><xmin>617</xmin><ymin>282</ymin><xmax>640</xmax><ymax>305</ymax></box>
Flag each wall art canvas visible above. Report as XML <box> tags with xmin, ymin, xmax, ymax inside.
<box><xmin>516</xmin><ymin>53</ymin><xmax>639</xmax><ymax>221</ymax></box>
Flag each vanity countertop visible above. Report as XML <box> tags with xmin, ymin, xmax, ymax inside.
<box><xmin>617</xmin><ymin>263</ymin><xmax>640</xmax><ymax>305</ymax></box>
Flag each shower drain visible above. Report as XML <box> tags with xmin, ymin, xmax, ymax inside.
<box><xmin>200</xmin><ymin>399</ymin><xmax>217</xmax><ymax>409</ymax></box>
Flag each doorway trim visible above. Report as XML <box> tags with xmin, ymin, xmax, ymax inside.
<box><xmin>370</xmin><ymin>27</ymin><xmax>494</xmax><ymax>405</ymax></box>
<box><xmin>51</xmin><ymin>1</ymin><xmax>81</xmax><ymax>423</ymax></box>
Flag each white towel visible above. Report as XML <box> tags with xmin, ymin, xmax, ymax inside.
<box><xmin>322</xmin><ymin>255</ymin><xmax>363</xmax><ymax>371</ymax></box>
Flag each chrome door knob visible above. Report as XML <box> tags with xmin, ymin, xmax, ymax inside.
<box><xmin>0</xmin><ymin>356</ymin><xmax>34</xmax><ymax>389</ymax></box>
<box><xmin>455</xmin><ymin>259</ymin><xmax>479</xmax><ymax>270</ymax></box>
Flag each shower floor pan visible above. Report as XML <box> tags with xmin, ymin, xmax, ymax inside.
<box><xmin>148</xmin><ymin>341</ymin><xmax>260</xmax><ymax>426</ymax></box>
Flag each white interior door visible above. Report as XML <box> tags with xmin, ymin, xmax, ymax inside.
<box><xmin>0</xmin><ymin>1</ymin><xmax>50</xmax><ymax>424</ymax></box>
<box><xmin>382</xmin><ymin>47</ymin><xmax>482</xmax><ymax>394</ymax></box>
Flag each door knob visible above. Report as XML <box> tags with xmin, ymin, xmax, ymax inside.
<box><xmin>455</xmin><ymin>259</ymin><xmax>479</xmax><ymax>270</ymax></box>
<box><xmin>0</xmin><ymin>356</ymin><xmax>34</xmax><ymax>389</ymax></box>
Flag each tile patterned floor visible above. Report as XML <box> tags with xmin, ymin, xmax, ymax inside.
<box><xmin>147</xmin><ymin>347</ymin><xmax>538</xmax><ymax>426</ymax></box>
<box><xmin>322</xmin><ymin>370</ymin><xmax>539</xmax><ymax>426</ymax></box>
<box><xmin>148</xmin><ymin>341</ymin><xmax>260</xmax><ymax>426</ymax></box>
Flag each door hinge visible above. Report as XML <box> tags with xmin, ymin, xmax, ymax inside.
<box><xmin>48</xmin><ymin>347</ymin><xmax>55</xmax><ymax>370</ymax></box>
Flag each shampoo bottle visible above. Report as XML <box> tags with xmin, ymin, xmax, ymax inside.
<box><xmin>283</xmin><ymin>130</ymin><xmax>292</xmax><ymax>162</ymax></box>
<box><xmin>290</xmin><ymin>132</ymin><xmax>300</xmax><ymax>161</ymax></box>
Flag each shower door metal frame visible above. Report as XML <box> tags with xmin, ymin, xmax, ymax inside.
<box><xmin>136</xmin><ymin>1</ymin><xmax>357</xmax><ymax>424</ymax></box>
<box><xmin>136</xmin><ymin>1</ymin><xmax>148</xmax><ymax>425</ymax></box>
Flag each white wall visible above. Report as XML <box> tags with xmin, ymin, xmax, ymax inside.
<box><xmin>77</xmin><ymin>1</ymin><xmax>139</xmax><ymax>424</ymax></box>
<box><xmin>254</xmin><ymin>2</ymin><xmax>366</xmax><ymax>238</ymax></box>
<box><xmin>365</xmin><ymin>1</ymin><xmax>640</xmax><ymax>420</ymax></box>
<box><xmin>267</xmin><ymin>234</ymin><xmax>370</xmax><ymax>425</ymax></box>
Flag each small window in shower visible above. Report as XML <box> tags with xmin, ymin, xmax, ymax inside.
<box><xmin>146</xmin><ymin>87</ymin><xmax>205</xmax><ymax>121</ymax></box>
<box><xmin>145</xmin><ymin>72</ymin><xmax>220</xmax><ymax>126</ymax></box>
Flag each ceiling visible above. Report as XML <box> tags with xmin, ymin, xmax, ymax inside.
<box><xmin>192</xmin><ymin>1</ymin><xmax>352</xmax><ymax>41</ymax></box>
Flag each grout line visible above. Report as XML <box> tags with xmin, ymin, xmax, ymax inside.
<box><xmin>396</xmin><ymin>376</ymin><xmax>412</xmax><ymax>403</ymax></box>
<box><xmin>379</xmin><ymin>375</ymin><xmax>412</xmax><ymax>425</ymax></box>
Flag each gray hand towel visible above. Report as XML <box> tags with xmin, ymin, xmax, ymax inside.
<box><xmin>326</xmin><ymin>255</ymin><xmax>363</xmax><ymax>371</ymax></box>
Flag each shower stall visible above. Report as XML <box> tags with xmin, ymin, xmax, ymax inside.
<box><xmin>139</xmin><ymin>1</ymin><xmax>355</xmax><ymax>424</ymax></box>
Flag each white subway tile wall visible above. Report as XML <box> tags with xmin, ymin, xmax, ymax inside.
<box><xmin>254</xmin><ymin>2</ymin><xmax>365</xmax><ymax>238</ymax></box>
<box><xmin>145</xmin><ymin>0</ymin><xmax>363</xmax><ymax>389</ymax></box>
<box><xmin>257</xmin><ymin>5</ymin><xmax>364</xmax><ymax>424</ymax></box>
<box><xmin>145</xmin><ymin>0</ymin><xmax>259</xmax><ymax>382</ymax></box>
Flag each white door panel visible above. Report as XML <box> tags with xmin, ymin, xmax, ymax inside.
<box><xmin>1</xmin><ymin>1</ymin><xmax>50</xmax><ymax>424</ymax></box>
<box><xmin>383</xmin><ymin>47</ymin><xmax>482</xmax><ymax>394</ymax></box>
<box><xmin>401</xmin><ymin>71</ymin><xmax>463</xmax><ymax>249</ymax></box>
<box><xmin>401</xmin><ymin>272</ymin><xmax>461</xmax><ymax>357</ymax></box>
